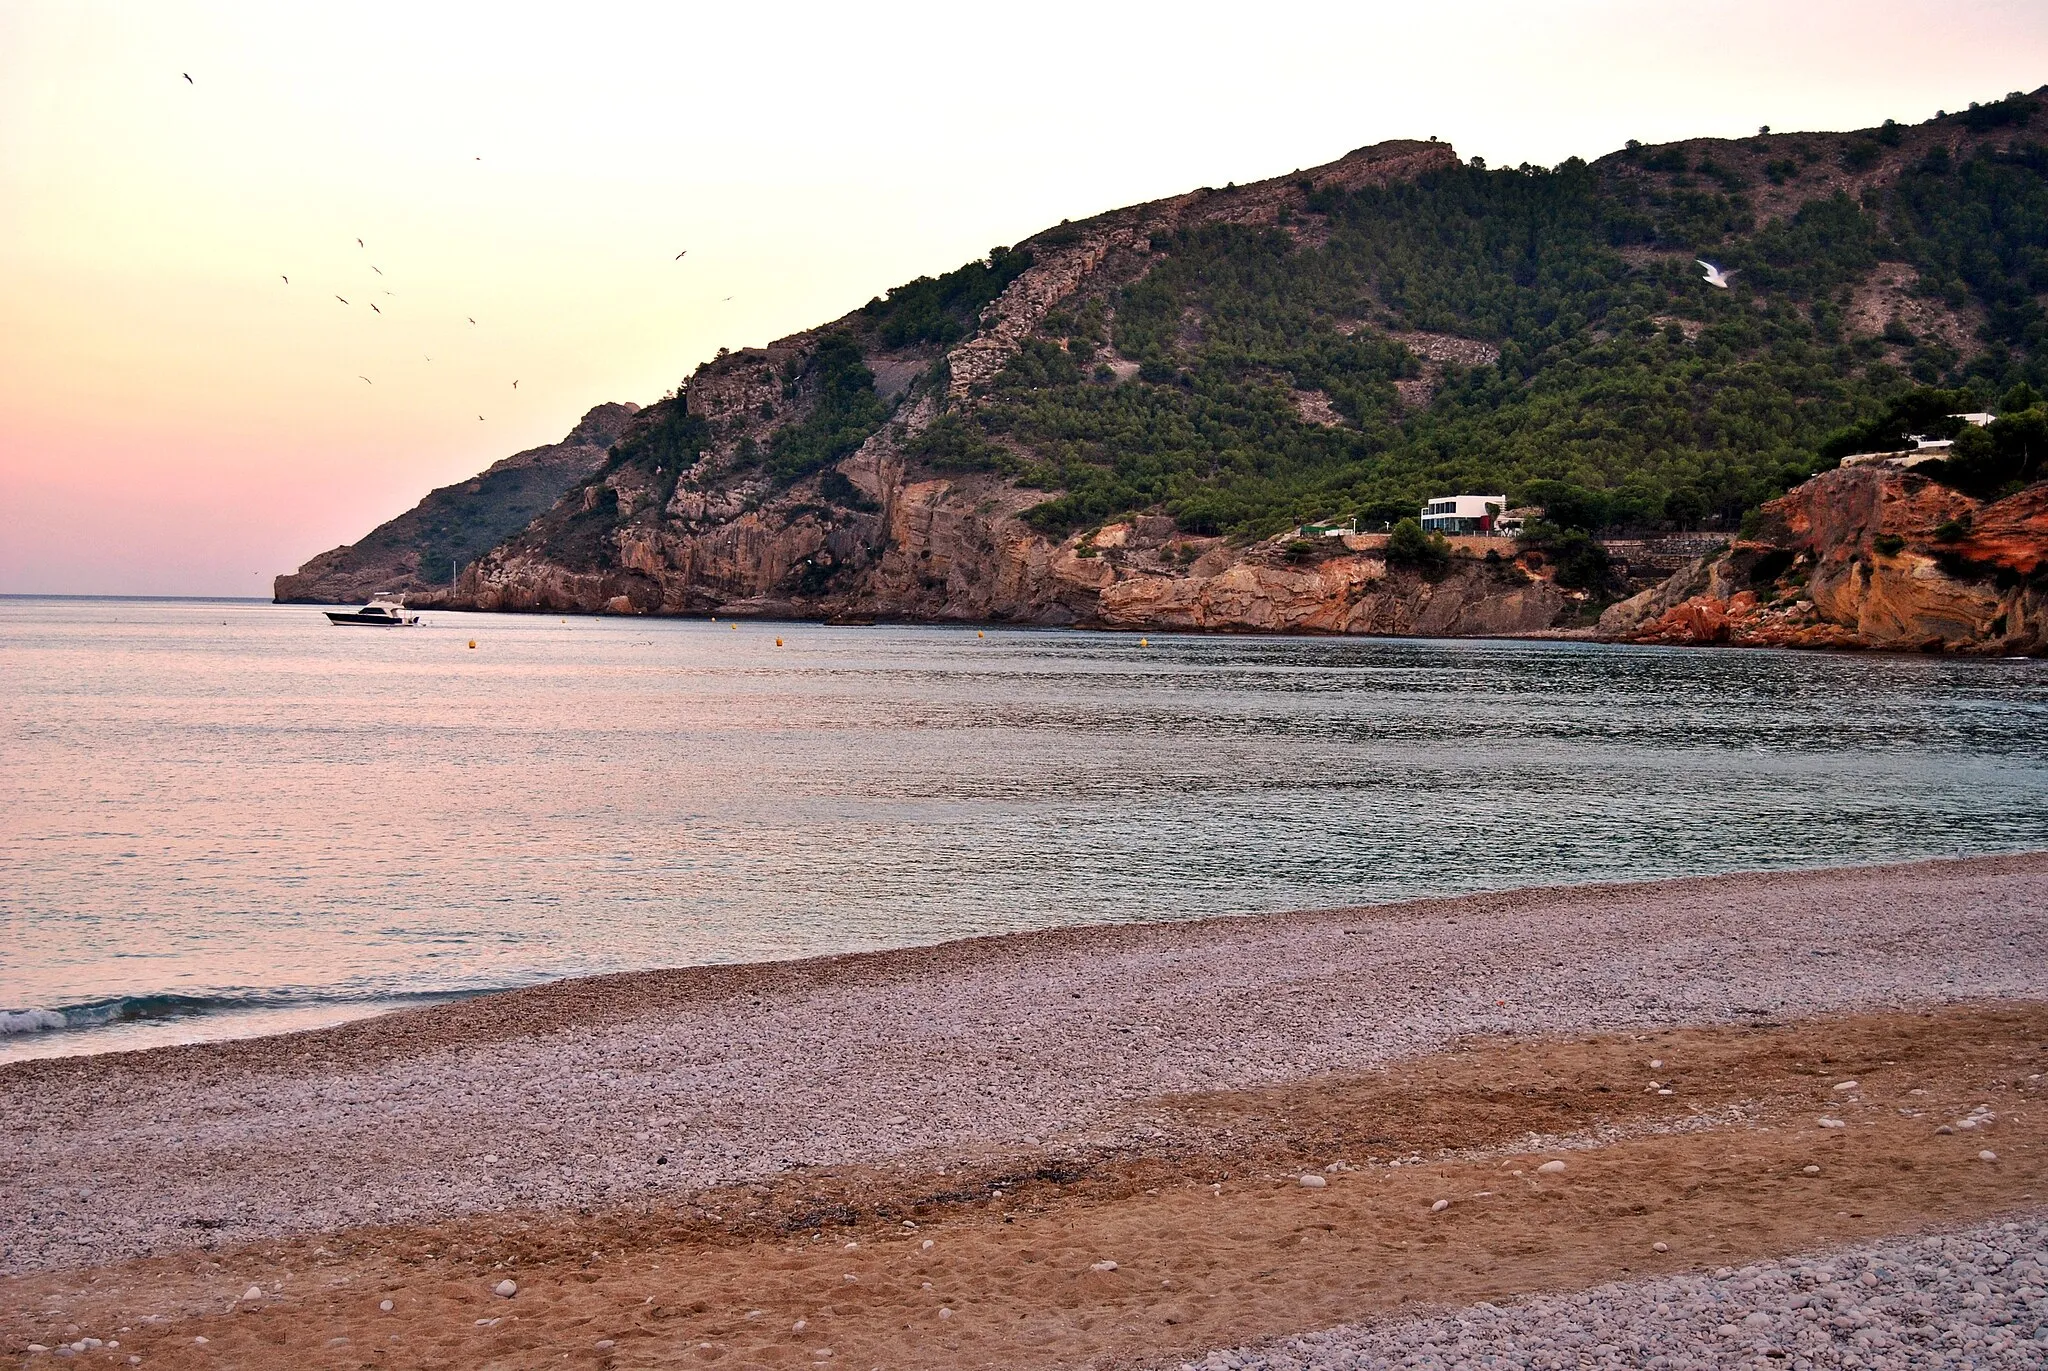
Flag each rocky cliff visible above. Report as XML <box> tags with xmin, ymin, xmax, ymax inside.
<box><xmin>1599</xmin><ymin>466</ymin><xmax>2048</xmax><ymax>654</ymax></box>
<box><xmin>436</xmin><ymin>141</ymin><xmax>1593</xmax><ymax>634</ymax></box>
<box><xmin>274</xmin><ymin>403</ymin><xmax>639</xmax><ymax>604</ymax></box>
<box><xmin>313</xmin><ymin>91</ymin><xmax>2048</xmax><ymax>650</ymax></box>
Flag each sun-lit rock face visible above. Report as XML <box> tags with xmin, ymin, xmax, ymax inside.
<box><xmin>1601</xmin><ymin>465</ymin><xmax>2048</xmax><ymax>655</ymax></box>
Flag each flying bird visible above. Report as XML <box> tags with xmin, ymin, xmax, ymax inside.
<box><xmin>1697</xmin><ymin>259</ymin><xmax>1737</xmax><ymax>289</ymax></box>
<box><xmin>512</xmin><ymin>380</ymin><xmax>518</xmax><ymax>389</ymax></box>
<box><xmin>356</xmin><ymin>237</ymin><xmax>364</xmax><ymax>248</ymax></box>
<box><xmin>478</xmin><ymin>415</ymin><xmax>485</xmax><ymax>421</ymax></box>
<box><xmin>370</xmin><ymin>265</ymin><xmax>383</xmax><ymax>275</ymax></box>
<box><xmin>369</xmin><ymin>302</ymin><xmax>380</xmax><ymax>313</ymax></box>
<box><xmin>468</xmin><ymin>317</ymin><xmax>476</xmax><ymax>325</ymax></box>
<box><xmin>335</xmin><ymin>295</ymin><xmax>349</xmax><ymax>304</ymax></box>
<box><xmin>281</xmin><ymin>275</ymin><xmax>289</xmax><ymax>285</ymax></box>
<box><xmin>675</xmin><ymin>250</ymin><xmax>687</xmax><ymax>260</ymax></box>
<box><xmin>358</xmin><ymin>376</ymin><xmax>372</xmax><ymax>384</ymax></box>
<box><xmin>183</xmin><ymin>73</ymin><xmax>193</xmax><ymax>84</ymax></box>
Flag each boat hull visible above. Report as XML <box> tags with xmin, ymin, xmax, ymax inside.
<box><xmin>325</xmin><ymin>612</ymin><xmax>415</xmax><ymax>626</ymax></box>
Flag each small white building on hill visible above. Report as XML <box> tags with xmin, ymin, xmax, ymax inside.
<box><xmin>1420</xmin><ymin>495</ymin><xmax>1507</xmax><ymax>535</ymax></box>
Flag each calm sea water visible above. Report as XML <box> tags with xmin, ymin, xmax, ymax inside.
<box><xmin>4</xmin><ymin>596</ymin><xmax>2046</xmax><ymax>1062</ymax></box>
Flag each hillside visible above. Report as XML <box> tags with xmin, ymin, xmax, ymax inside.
<box><xmin>274</xmin><ymin>403</ymin><xmax>638</xmax><ymax>604</ymax></box>
<box><xmin>403</xmin><ymin>92</ymin><xmax>2046</xmax><ymax>640</ymax></box>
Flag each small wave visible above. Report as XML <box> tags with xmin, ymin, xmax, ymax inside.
<box><xmin>0</xmin><ymin>986</ymin><xmax>517</xmax><ymax>1038</ymax></box>
<box><xmin>0</xmin><ymin>1008</ymin><xmax>70</xmax><ymax>1034</ymax></box>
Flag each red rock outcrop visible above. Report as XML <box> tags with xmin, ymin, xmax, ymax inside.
<box><xmin>1601</xmin><ymin>465</ymin><xmax>2048</xmax><ymax>654</ymax></box>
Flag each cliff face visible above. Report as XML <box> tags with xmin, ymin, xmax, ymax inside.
<box><xmin>441</xmin><ymin>141</ymin><xmax>1586</xmax><ymax>635</ymax></box>
<box><xmin>274</xmin><ymin>403</ymin><xmax>639</xmax><ymax>604</ymax></box>
<box><xmin>329</xmin><ymin>92</ymin><xmax>2045</xmax><ymax>651</ymax></box>
<box><xmin>1599</xmin><ymin>466</ymin><xmax>2048</xmax><ymax>654</ymax></box>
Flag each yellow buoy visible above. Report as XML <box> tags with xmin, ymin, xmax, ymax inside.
<box><xmin>468</xmin><ymin>639</ymin><xmax>476</xmax><ymax>649</ymax></box>
<box><xmin>730</xmin><ymin>623</ymin><xmax>737</xmax><ymax>631</ymax></box>
<box><xmin>1139</xmin><ymin>637</ymin><xmax>1149</xmax><ymax>646</ymax></box>
<box><xmin>977</xmin><ymin>630</ymin><xmax>985</xmax><ymax>638</ymax></box>
<box><xmin>775</xmin><ymin>637</ymin><xmax>784</xmax><ymax>647</ymax></box>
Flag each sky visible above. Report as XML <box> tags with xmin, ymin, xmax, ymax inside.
<box><xmin>3</xmin><ymin>1</ymin><xmax>2045</xmax><ymax>596</ymax></box>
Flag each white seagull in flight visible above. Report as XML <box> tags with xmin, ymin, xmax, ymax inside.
<box><xmin>1697</xmin><ymin>259</ymin><xmax>1737</xmax><ymax>289</ymax></box>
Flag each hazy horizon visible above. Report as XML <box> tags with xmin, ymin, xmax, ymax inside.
<box><xmin>4</xmin><ymin>0</ymin><xmax>2046</xmax><ymax>596</ymax></box>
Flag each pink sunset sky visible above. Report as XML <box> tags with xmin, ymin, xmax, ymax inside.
<box><xmin>3</xmin><ymin>0</ymin><xmax>2046</xmax><ymax>596</ymax></box>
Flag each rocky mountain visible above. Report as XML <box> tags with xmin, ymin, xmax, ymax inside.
<box><xmin>329</xmin><ymin>91</ymin><xmax>2046</xmax><ymax>649</ymax></box>
<box><xmin>274</xmin><ymin>403</ymin><xmax>639</xmax><ymax>604</ymax></box>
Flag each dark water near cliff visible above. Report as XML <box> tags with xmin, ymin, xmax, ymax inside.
<box><xmin>5</xmin><ymin>596</ymin><xmax>2047</xmax><ymax>1061</ymax></box>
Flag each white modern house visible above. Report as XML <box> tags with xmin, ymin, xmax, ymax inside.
<box><xmin>1420</xmin><ymin>494</ymin><xmax>1507</xmax><ymax>535</ymax></box>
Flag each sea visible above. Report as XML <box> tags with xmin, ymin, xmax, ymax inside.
<box><xmin>4</xmin><ymin>595</ymin><xmax>2047</xmax><ymax>1063</ymax></box>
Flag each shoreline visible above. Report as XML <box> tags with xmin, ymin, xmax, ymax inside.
<box><xmin>7</xmin><ymin>854</ymin><xmax>2048</xmax><ymax>1364</ymax></box>
<box><xmin>7</xmin><ymin>851</ymin><xmax>2044</xmax><ymax>1080</ymax></box>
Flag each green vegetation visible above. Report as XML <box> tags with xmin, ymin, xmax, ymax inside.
<box><xmin>762</xmin><ymin>334</ymin><xmax>888</xmax><ymax>483</ymax></box>
<box><xmin>1384</xmin><ymin>517</ymin><xmax>1448</xmax><ymax>571</ymax></box>
<box><xmin>907</xmin><ymin>114</ymin><xmax>2048</xmax><ymax>541</ymax></box>
<box><xmin>861</xmin><ymin>247</ymin><xmax>1032</xmax><ymax>347</ymax></box>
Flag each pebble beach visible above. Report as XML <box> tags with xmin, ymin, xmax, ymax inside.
<box><xmin>5</xmin><ymin>852</ymin><xmax>2047</xmax><ymax>1367</ymax></box>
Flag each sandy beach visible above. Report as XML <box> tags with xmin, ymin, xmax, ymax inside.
<box><xmin>5</xmin><ymin>854</ymin><xmax>2047</xmax><ymax>1367</ymax></box>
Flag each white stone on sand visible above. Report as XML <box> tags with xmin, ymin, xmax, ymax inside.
<box><xmin>493</xmin><ymin>1278</ymin><xmax>517</xmax><ymax>1298</ymax></box>
<box><xmin>1298</xmin><ymin>1174</ymin><xmax>1327</xmax><ymax>1189</ymax></box>
<box><xmin>1536</xmin><ymin>1160</ymin><xmax>1567</xmax><ymax>1175</ymax></box>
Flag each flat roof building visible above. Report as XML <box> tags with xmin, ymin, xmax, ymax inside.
<box><xmin>1420</xmin><ymin>495</ymin><xmax>1506</xmax><ymax>535</ymax></box>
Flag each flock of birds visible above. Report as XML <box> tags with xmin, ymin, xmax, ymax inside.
<box><xmin>181</xmin><ymin>69</ymin><xmax>701</xmax><ymax>420</ymax></box>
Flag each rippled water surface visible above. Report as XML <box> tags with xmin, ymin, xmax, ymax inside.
<box><xmin>5</xmin><ymin>596</ymin><xmax>2046</xmax><ymax>1060</ymax></box>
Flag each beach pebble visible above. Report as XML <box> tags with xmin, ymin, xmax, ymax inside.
<box><xmin>1980</xmin><ymin>1149</ymin><xmax>1999</xmax><ymax>1162</ymax></box>
<box><xmin>1936</xmin><ymin>1123</ymin><xmax>1954</xmax><ymax>1134</ymax></box>
<box><xmin>921</xmin><ymin>1238</ymin><xmax>934</xmax><ymax>1250</ymax></box>
<box><xmin>938</xmin><ymin>1308</ymin><xmax>953</xmax><ymax>1320</ymax></box>
<box><xmin>1091</xmin><ymin>1260</ymin><xmax>1119</xmax><ymax>1272</ymax></box>
<box><xmin>792</xmin><ymin>1320</ymin><xmax>806</xmax><ymax>1333</ymax></box>
<box><xmin>1649</xmin><ymin>1059</ymin><xmax>1664</xmax><ymax>1069</ymax></box>
<box><xmin>812</xmin><ymin>1348</ymin><xmax>833</xmax><ymax>1360</ymax></box>
<box><xmin>1743</xmin><ymin>1310</ymin><xmax>1772</xmax><ymax>1327</ymax></box>
<box><xmin>1833</xmin><ymin>1080</ymin><xmax>1859</xmax><ymax>1092</ymax></box>
<box><xmin>493</xmin><ymin>1279</ymin><xmax>517</xmax><ymax>1298</ymax></box>
<box><xmin>1656</xmin><ymin>1088</ymin><xmax>1674</xmax><ymax>1096</ymax></box>
<box><xmin>1431</xmin><ymin>1199</ymin><xmax>1450</xmax><ymax>1212</ymax></box>
<box><xmin>1536</xmin><ymin>1160</ymin><xmax>1567</xmax><ymax>1175</ymax></box>
<box><xmin>378</xmin><ymin>1299</ymin><xmax>393</xmax><ymax>1312</ymax></box>
<box><xmin>1298</xmin><ymin>1174</ymin><xmax>1327</xmax><ymax>1189</ymax></box>
<box><xmin>1803</xmin><ymin>1164</ymin><xmax>1821</xmax><ymax>1175</ymax></box>
<box><xmin>1652</xmin><ymin>1241</ymin><xmax>1669</xmax><ymax>1253</ymax></box>
<box><xmin>1818</xmin><ymin>1117</ymin><xmax>1846</xmax><ymax>1128</ymax></box>
<box><xmin>242</xmin><ymin>1286</ymin><xmax>262</xmax><ymax>1301</ymax></box>
<box><xmin>193</xmin><ymin>1337</ymin><xmax>208</xmax><ymax>1346</ymax></box>
<box><xmin>594</xmin><ymin>1339</ymin><xmax>614</xmax><ymax>1350</ymax></box>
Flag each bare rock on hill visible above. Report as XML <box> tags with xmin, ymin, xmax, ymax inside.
<box><xmin>1602</xmin><ymin>465</ymin><xmax>2048</xmax><ymax>654</ymax></box>
<box><xmin>273</xmin><ymin>403</ymin><xmax>639</xmax><ymax>605</ymax></box>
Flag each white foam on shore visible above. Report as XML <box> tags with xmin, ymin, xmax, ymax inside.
<box><xmin>0</xmin><ymin>1008</ymin><xmax>68</xmax><ymax>1034</ymax></box>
